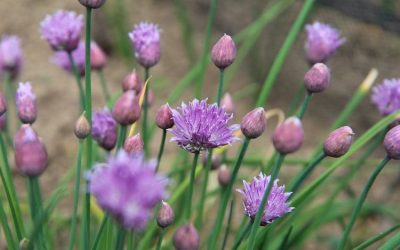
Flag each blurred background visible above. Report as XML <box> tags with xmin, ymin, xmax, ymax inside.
<box><xmin>1</xmin><ymin>0</ymin><xmax>400</xmax><ymax>249</ymax></box>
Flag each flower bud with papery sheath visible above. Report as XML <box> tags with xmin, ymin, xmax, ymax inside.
<box><xmin>156</xmin><ymin>104</ymin><xmax>174</xmax><ymax>129</ymax></box>
<box><xmin>157</xmin><ymin>201</ymin><xmax>175</xmax><ymax>228</ymax></box>
<box><xmin>173</xmin><ymin>223</ymin><xmax>200</xmax><ymax>250</ymax></box>
<box><xmin>323</xmin><ymin>126</ymin><xmax>354</xmax><ymax>158</ymax></box>
<box><xmin>384</xmin><ymin>125</ymin><xmax>400</xmax><ymax>159</ymax></box>
<box><xmin>304</xmin><ymin>63</ymin><xmax>331</xmax><ymax>93</ymax></box>
<box><xmin>240</xmin><ymin>107</ymin><xmax>266</xmax><ymax>139</ymax></box>
<box><xmin>124</xmin><ymin>133</ymin><xmax>144</xmax><ymax>153</ymax></box>
<box><xmin>74</xmin><ymin>112</ymin><xmax>91</xmax><ymax>139</ymax></box>
<box><xmin>272</xmin><ymin>117</ymin><xmax>304</xmax><ymax>154</ymax></box>
<box><xmin>211</xmin><ymin>34</ymin><xmax>236</xmax><ymax>69</ymax></box>
<box><xmin>112</xmin><ymin>90</ymin><xmax>141</xmax><ymax>126</ymax></box>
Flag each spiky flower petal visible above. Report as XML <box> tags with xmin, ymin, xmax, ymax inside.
<box><xmin>371</xmin><ymin>79</ymin><xmax>400</xmax><ymax>116</ymax></box>
<box><xmin>88</xmin><ymin>150</ymin><xmax>168</xmax><ymax>230</ymax></box>
<box><xmin>169</xmin><ymin>99</ymin><xmax>239</xmax><ymax>153</ymax></box>
<box><xmin>237</xmin><ymin>173</ymin><xmax>293</xmax><ymax>225</ymax></box>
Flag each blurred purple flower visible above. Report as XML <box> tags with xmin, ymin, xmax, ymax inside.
<box><xmin>305</xmin><ymin>21</ymin><xmax>345</xmax><ymax>64</ymax></box>
<box><xmin>237</xmin><ymin>173</ymin><xmax>293</xmax><ymax>225</ymax></box>
<box><xmin>40</xmin><ymin>10</ymin><xmax>83</xmax><ymax>52</ymax></box>
<box><xmin>371</xmin><ymin>79</ymin><xmax>400</xmax><ymax>116</ymax></box>
<box><xmin>51</xmin><ymin>40</ymin><xmax>85</xmax><ymax>76</ymax></box>
<box><xmin>92</xmin><ymin>108</ymin><xmax>118</xmax><ymax>151</ymax></box>
<box><xmin>169</xmin><ymin>99</ymin><xmax>239</xmax><ymax>153</ymax></box>
<box><xmin>16</xmin><ymin>82</ymin><xmax>37</xmax><ymax>124</ymax></box>
<box><xmin>0</xmin><ymin>35</ymin><xmax>23</xmax><ymax>78</ymax></box>
<box><xmin>128</xmin><ymin>22</ymin><xmax>161</xmax><ymax>68</ymax></box>
<box><xmin>88</xmin><ymin>150</ymin><xmax>168</xmax><ymax>230</ymax></box>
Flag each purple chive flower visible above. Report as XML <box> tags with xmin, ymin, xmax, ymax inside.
<box><xmin>237</xmin><ymin>173</ymin><xmax>293</xmax><ymax>225</ymax></box>
<box><xmin>169</xmin><ymin>99</ymin><xmax>239</xmax><ymax>153</ymax></box>
<box><xmin>0</xmin><ymin>36</ymin><xmax>23</xmax><ymax>78</ymax></box>
<box><xmin>305</xmin><ymin>21</ymin><xmax>345</xmax><ymax>64</ymax></box>
<box><xmin>92</xmin><ymin>108</ymin><xmax>118</xmax><ymax>151</ymax></box>
<box><xmin>88</xmin><ymin>150</ymin><xmax>168</xmax><ymax>230</ymax></box>
<box><xmin>371</xmin><ymin>79</ymin><xmax>400</xmax><ymax>116</ymax></box>
<box><xmin>16</xmin><ymin>82</ymin><xmax>37</xmax><ymax>124</ymax></box>
<box><xmin>40</xmin><ymin>10</ymin><xmax>84</xmax><ymax>52</ymax></box>
<box><xmin>51</xmin><ymin>41</ymin><xmax>85</xmax><ymax>76</ymax></box>
<box><xmin>129</xmin><ymin>22</ymin><xmax>161</xmax><ymax>68</ymax></box>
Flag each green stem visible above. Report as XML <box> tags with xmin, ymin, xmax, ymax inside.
<box><xmin>296</xmin><ymin>92</ymin><xmax>312</xmax><ymax>120</ymax></box>
<box><xmin>98</xmin><ymin>70</ymin><xmax>111</xmax><ymax>104</ymax></box>
<box><xmin>0</xmin><ymin>134</ymin><xmax>24</xmax><ymax>239</ymax></box>
<box><xmin>216</xmin><ymin>69</ymin><xmax>224</xmax><ymax>105</ymax></box>
<box><xmin>28</xmin><ymin>177</ymin><xmax>46</xmax><ymax>250</ymax></box>
<box><xmin>247</xmin><ymin>153</ymin><xmax>285</xmax><ymax>250</ymax></box>
<box><xmin>288</xmin><ymin>85</ymin><xmax>305</xmax><ymax>115</ymax></box>
<box><xmin>91</xmin><ymin>215</ymin><xmax>109</xmax><ymax>250</ymax></box>
<box><xmin>232</xmin><ymin>220</ymin><xmax>252</xmax><ymax>250</ymax></box>
<box><xmin>337</xmin><ymin>155</ymin><xmax>391</xmax><ymax>250</ymax></box>
<box><xmin>142</xmin><ymin>67</ymin><xmax>150</xmax><ymax>157</ymax></box>
<box><xmin>196</xmin><ymin>149</ymin><xmax>212</xmax><ymax>227</ymax></box>
<box><xmin>156</xmin><ymin>229</ymin><xmax>165</xmax><ymax>250</ymax></box>
<box><xmin>221</xmin><ymin>199</ymin><xmax>235</xmax><ymax>250</ymax></box>
<box><xmin>117</xmin><ymin>126</ymin><xmax>127</xmax><ymax>150</ymax></box>
<box><xmin>186</xmin><ymin>152</ymin><xmax>200</xmax><ymax>220</ymax></box>
<box><xmin>255</xmin><ymin>0</ymin><xmax>315</xmax><ymax>107</ymax></box>
<box><xmin>68</xmin><ymin>142</ymin><xmax>83</xmax><ymax>250</ymax></box>
<box><xmin>195</xmin><ymin>0</ymin><xmax>218</xmax><ymax>98</ymax></box>
<box><xmin>67</xmin><ymin>52</ymin><xmax>85</xmax><ymax>110</ymax></box>
<box><xmin>115</xmin><ymin>227</ymin><xmax>127</xmax><ymax>250</ymax></box>
<box><xmin>208</xmin><ymin>137</ymin><xmax>250</xmax><ymax>249</ymax></box>
<box><xmin>3</xmin><ymin>72</ymin><xmax>14</xmax><ymax>147</ymax></box>
<box><xmin>83</xmin><ymin>6</ymin><xmax>93</xmax><ymax>250</ymax></box>
<box><xmin>0</xmin><ymin>197</ymin><xmax>18</xmax><ymax>250</ymax></box>
<box><xmin>289</xmin><ymin>152</ymin><xmax>326</xmax><ymax>193</ymax></box>
<box><xmin>155</xmin><ymin>129</ymin><xmax>167</xmax><ymax>172</ymax></box>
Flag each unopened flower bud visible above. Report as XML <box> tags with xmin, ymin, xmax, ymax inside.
<box><xmin>112</xmin><ymin>90</ymin><xmax>141</xmax><ymax>126</ymax></box>
<box><xmin>93</xmin><ymin>108</ymin><xmax>118</xmax><ymax>151</ymax></box>
<box><xmin>157</xmin><ymin>201</ymin><xmax>175</xmax><ymax>228</ymax></box>
<box><xmin>0</xmin><ymin>92</ymin><xmax>6</xmax><ymax>116</ymax></box>
<box><xmin>124</xmin><ymin>133</ymin><xmax>144</xmax><ymax>153</ymax></box>
<box><xmin>14</xmin><ymin>126</ymin><xmax>48</xmax><ymax>176</ymax></box>
<box><xmin>16</xmin><ymin>82</ymin><xmax>37</xmax><ymax>124</ymax></box>
<box><xmin>220</xmin><ymin>93</ymin><xmax>234</xmax><ymax>113</ymax></box>
<box><xmin>241</xmin><ymin>107</ymin><xmax>266</xmax><ymax>139</ymax></box>
<box><xmin>323</xmin><ymin>126</ymin><xmax>354</xmax><ymax>157</ymax></box>
<box><xmin>202</xmin><ymin>152</ymin><xmax>221</xmax><ymax>170</ymax></box>
<box><xmin>272</xmin><ymin>117</ymin><xmax>304</xmax><ymax>154</ymax></box>
<box><xmin>137</xmin><ymin>42</ymin><xmax>160</xmax><ymax>68</ymax></box>
<box><xmin>74</xmin><ymin>112</ymin><xmax>91</xmax><ymax>139</ymax></box>
<box><xmin>122</xmin><ymin>70</ymin><xmax>142</xmax><ymax>93</ymax></box>
<box><xmin>156</xmin><ymin>104</ymin><xmax>174</xmax><ymax>129</ymax></box>
<box><xmin>90</xmin><ymin>41</ymin><xmax>107</xmax><ymax>70</ymax></box>
<box><xmin>173</xmin><ymin>223</ymin><xmax>200</xmax><ymax>250</ymax></box>
<box><xmin>19</xmin><ymin>238</ymin><xmax>29</xmax><ymax>250</ymax></box>
<box><xmin>78</xmin><ymin>0</ymin><xmax>106</xmax><ymax>9</ymax></box>
<box><xmin>218</xmin><ymin>165</ymin><xmax>230</xmax><ymax>186</ymax></box>
<box><xmin>304</xmin><ymin>63</ymin><xmax>331</xmax><ymax>93</ymax></box>
<box><xmin>384</xmin><ymin>125</ymin><xmax>400</xmax><ymax>159</ymax></box>
<box><xmin>211</xmin><ymin>34</ymin><xmax>236</xmax><ymax>69</ymax></box>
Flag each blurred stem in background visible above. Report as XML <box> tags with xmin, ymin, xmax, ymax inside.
<box><xmin>97</xmin><ymin>71</ymin><xmax>110</xmax><ymax>103</ymax></box>
<box><xmin>173</xmin><ymin>0</ymin><xmax>197</xmax><ymax>64</ymax></box>
<box><xmin>67</xmin><ymin>52</ymin><xmax>85</xmax><ymax>110</ymax></box>
<box><xmin>142</xmin><ymin>67</ymin><xmax>150</xmax><ymax>157</ymax></box>
<box><xmin>2</xmin><ymin>72</ymin><xmax>15</xmax><ymax>146</ymax></box>
<box><xmin>195</xmin><ymin>0</ymin><xmax>218</xmax><ymax>98</ymax></box>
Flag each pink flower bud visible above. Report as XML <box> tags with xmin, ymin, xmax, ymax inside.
<box><xmin>112</xmin><ymin>90</ymin><xmax>141</xmax><ymax>126</ymax></box>
<box><xmin>240</xmin><ymin>107</ymin><xmax>266</xmax><ymax>139</ymax></box>
<box><xmin>218</xmin><ymin>165</ymin><xmax>230</xmax><ymax>186</ymax></box>
<box><xmin>323</xmin><ymin>126</ymin><xmax>354</xmax><ymax>157</ymax></box>
<box><xmin>90</xmin><ymin>41</ymin><xmax>107</xmax><ymax>70</ymax></box>
<box><xmin>156</xmin><ymin>104</ymin><xmax>174</xmax><ymax>129</ymax></box>
<box><xmin>211</xmin><ymin>34</ymin><xmax>236</xmax><ymax>69</ymax></box>
<box><xmin>0</xmin><ymin>92</ymin><xmax>6</xmax><ymax>116</ymax></box>
<box><xmin>74</xmin><ymin>112</ymin><xmax>91</xmax><ymax>139</ymax></box>
<box><xmin>272</xmin><ymin>117</ymin><xmax>304</xmax><ymax>154</ymax></box>
<box><xmin>202</xmin><ymin>152</ymin><xmax>221</xmax><ymax>170</ymax></box>
<box><xmin>384</xmin><ymin>125</ymin><xmax>400</xmax><ymax>159</ymax></box>
<box><xmin>173</xmin><ymin>223</ymin><xmax>200</xmax><ymax>250</ymax></box>
<box><xmin>14</xmin><ymin>124</ymin><xmax>39</xmax><ymax>148</ymax></box>
<box><xmin>78</xmin><ymin>0</ymin><xmax>106</xmax><ymax>9</ymax></box>
<box><xmin>16</xmin><ymin>82</ymin><xmax>37</xmax><ymax>124</ymax></box>
<box><xmin>220</xmin><ymin>93</ymin><xmax>234</xmax><ymax>113</ymax></box>
<box><xmin>157</xmin><ymin>201</ymin><xmax>175</xmax><ymax>228</ymax></box>
<box><xmin>137</xmin><ymin>42</ymin><xmax>161</xmax><ymax>68</ymax></box>
<box><xmin>124</xmin><ymin>133</ymin><xmax>144</xmax><ymax>153</ymax></box>
<box><xmin>304</xmin><ymin>63</ymin><xmax>331</xmax><ymax>93</ymax></box>
<box><xmin>122</xmin><ymin>70</ymin><xmax>143</xmax><ymax>93</ymax></box>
